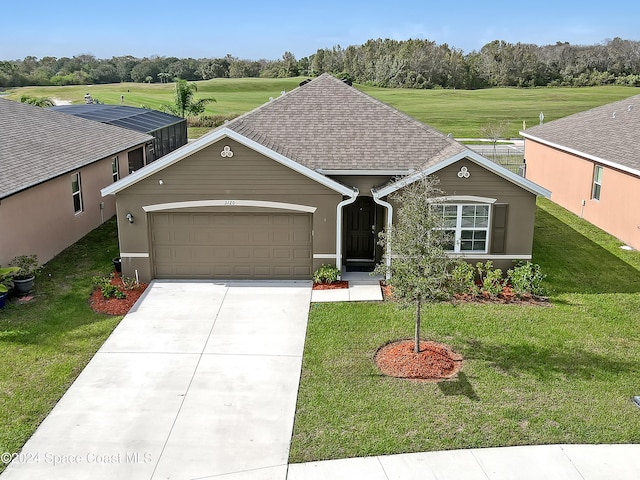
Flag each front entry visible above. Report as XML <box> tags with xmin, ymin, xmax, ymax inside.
<box><xmin>345</xmin><ymin>197</ymin><xmax>376</xmax><ymax>270</ymax></box>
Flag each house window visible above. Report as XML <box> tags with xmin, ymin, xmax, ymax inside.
<box><xmin>592</xmin><ymin>165</ymin><xmax>603</xmax><ymax>200</ymax></box>
<box><xmin>432</xmin><ymin>204</ymin><xmax>490</xmax><ymax>253</ymax></box>
<box><xmin>71</xmin><ymin>172</ymin><xmax>83</xmax><ymax>213</ymax></box>
<box><xmin>112</xmin><ymin>156</ymin><xmax>119</xmax><ymax>182</ymax></box>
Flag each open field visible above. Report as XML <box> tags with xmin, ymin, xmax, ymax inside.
<box><xmin>3</xmin><ymin>79</ymin><xmax>637</xmax><ymax>138</ymax></box>
<box><xmin>289</xmin><ymin>198</ymin><xmax>640</xmax><ymax>463</ymax></box>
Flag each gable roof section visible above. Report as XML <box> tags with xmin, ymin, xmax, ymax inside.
<box><xmin>101</xmin><ymin>127</ymin><xmax>356</xmax><ymax>197</ymax></box>
<box><xmin>520</xmin><ymin>94</ymin><xmax>640</xmax><ymax>177</ymax></box>
<box><xmin>0</xmin><ymin>98</ymin><xmax>153</xmax><ymax>199</ymax></box>
<box><xmin>225</xmin><ymin>73</ymin><xmax>468</xmax><ymax>172</ymax></box>
<box><xmin>375</xmin><ymin>149</ymin><xmax>550</xmax><ymax>198</ymax></box>
<box><xmin>103</xmin><ymin>74</ymin><xmax>549</xmax><ymax>199</ymax></box>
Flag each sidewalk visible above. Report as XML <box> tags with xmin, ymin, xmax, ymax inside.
<box><xmin>287</xmin><ymin>444</ymin><xmax>640</xmax><ymax>479</ymax></box>
<box><xmin>311</xmin><ymin>271</ymin><xmax>384</xmax><ymax>302</ymax></box>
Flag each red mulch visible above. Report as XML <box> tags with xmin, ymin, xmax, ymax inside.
<box><xmin>380</xmin><ymin>282</ymin><xmax>549</xmax><ymax>306</ymax></box>
<box><xmin>375</xmin><ymin>339</ymin><xmax>463</xmax><ymax>382</ymax></box>
<box><xmin>89</xmin><ymin>273</ymin><xmax>148</xmax><ymax>315</ymax></box>
<box><xmin>312</xmin><ymin>280</ymin><xmax>349</xmax><ymax>290</ymax></box>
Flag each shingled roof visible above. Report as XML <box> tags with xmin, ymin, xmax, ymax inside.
<box><xmin>521</xmin><ymin>94</ymin><xmax>640</xmax><ymax>175</ymax></box>
<box><xmin>225</xmin><ymin>73</ymin><xmax>466</xmax><ymax>171</ymax></box>
<box><xmin>0</xmin><ymin>98</ymin><xmax>152</xmax><ymax>199</ymax></box>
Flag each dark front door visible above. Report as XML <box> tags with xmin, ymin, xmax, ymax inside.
<box><xmin>345</xmin><ymin>197</ymin><xmax>376</xmax><ymax>262</ymax></box>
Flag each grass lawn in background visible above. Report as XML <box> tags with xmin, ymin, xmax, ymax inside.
<box><xmin>288</xmin><ymin>198</ymin><xmax>640</xmax><ymax>463</ymax></box>
<box><xmin>4</xmin><ymin>80</ymin><xmax>636</xmax><ymax>139</ymax></box>
<box><xmin>0</xmin><ymin>219</ymin><xmax>122</xmax><ymax>473</ymax></box>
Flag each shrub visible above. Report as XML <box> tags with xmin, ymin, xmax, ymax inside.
<box><xmin>92</xmin><ymin>276</ymin><xmax>126</xmax><ymax>299</ymax></box>
<box><xmin>476</xmin><ymin>261</ymin><xmax>503</xmax><ymax>297</ymax></box>
<box><xmin>312</xmin><ymin>264</ymin><xmax>341</xmax><ymax>284</ymax></box>
<box><xmin>450</xmin><ymin>262</ymin><xmax>478</xmax><ymax>295</ymax></box>
<box><xmin>507</xmin><ymin>261</ymin><xmax>546</xmax><ymax>296</ymax></box>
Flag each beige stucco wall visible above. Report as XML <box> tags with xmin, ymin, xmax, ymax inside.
<box><xmin>112</xmin><ymin>139</ymin><xmax>343</xmax><ymax>281</ymax></box>
<box><xmin>525</xmin><ymin>139</ymin><xmax>640</xmax><ymax>249</ymax></box>
<box><xmin>0</xmin><ymin>151</ymin><xmax>135</xmax><ymax>266</ymax></box>
<box><xmin>385</xmin><ymin>159</ymin><xmax>538</xmax><ymax>270</ymax></box>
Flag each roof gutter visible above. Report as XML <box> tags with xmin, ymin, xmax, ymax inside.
<box><xmin>520</xmin><ymin>131</ymin><xmax>640</xmax><ymax>178</ymax></box>
<box><xmin>335</xmin><ymin>189</ymin><xmax>359</xmax><ymax>272</ymax></box>
<box><xmin>371</xmin><ymin>188</ymin><xmax>392</xmax><ymax>280</ymax></box>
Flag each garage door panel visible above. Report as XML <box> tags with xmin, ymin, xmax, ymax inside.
<box><xmin>151</xmin><ymin>212</ymin><xmax>313</xmax><ymax>279</ymax></box>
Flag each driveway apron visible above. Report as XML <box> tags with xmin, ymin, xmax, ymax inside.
<box><xmin>2</xmin><ymin>280</ymin><xmax>312</xmax><ymax>480</ymax></box>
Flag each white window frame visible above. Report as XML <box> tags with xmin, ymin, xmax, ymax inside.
<box><xmin>592</xmin><ymin>165</ymin><xmax>603</xmax><ymax>200</ymax></box>
<box><xmin>112</xmin><ymin>156</ymin><xmax>119</xmax><ymax>182</ymax></box>
<box><xmin>433</xmin><ymin>203</ymin><xmax>491</xmax><ymax>254</ymax></box>
<box><xmin>71</xmin><ymin>172</ymin><xmax>83</xmax><ymax>214</ymax></box>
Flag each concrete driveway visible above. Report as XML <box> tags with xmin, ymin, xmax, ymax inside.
<box><xmin>2</xmin><ymin>280</ymin><xmax>312</xmax><ymax>480</ymax></box>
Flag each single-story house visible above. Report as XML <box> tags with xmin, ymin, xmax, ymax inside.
<box><xmin>102</xmin><ymin>74</ymin><xmax>550</xmax><ymax>282</ymax></box>
<box><xmin>0</xmin><ymin>98</ymin><xmax>153</xmax><ymax>266</ymax></box>
<box><xmin>51</xmin><ymin>104</ymin><xmax>187</xmax><ymax>165</ymax></box>
<box><xmin>521</xmin><ymin>94</ymin><xmax>640</xmax><ymax>250</ymax></box>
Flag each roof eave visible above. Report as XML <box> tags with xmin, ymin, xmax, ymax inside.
<box><xmin>374</xmin><ymin>149</ymin><xmax>551</xmax><ymax>198</ymax></box>
<box><xmin>520</xmin><ymin>131</ymin><xmax>640</xmax><ymax>178</ymax></box>
<box><xmin>101</xmin><ymin>127</ymin><xmax>356</xmax><ymax>197</ymax></box>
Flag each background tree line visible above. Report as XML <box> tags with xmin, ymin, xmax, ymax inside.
<box><xmin>2</xmin><ymin>37</ymin><xmax>639</xmax><ymax>89</ymax></box>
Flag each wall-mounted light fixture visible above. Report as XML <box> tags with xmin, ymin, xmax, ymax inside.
<box><xmin>126</xmin><ymin>212</ymin><xmax>134</xmax><ymax>224</ymax></box>
<box><xmin>158</xmin><ymin>179</ymin><xmax>164</xmax><ymax>185</ymax></box>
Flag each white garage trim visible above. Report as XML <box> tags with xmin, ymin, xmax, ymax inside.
<box><xmin>313</xmin><ymin>254</ymin><xmax>337</xmax><ymax>259</ymax></box>
<box><xmin>120</xmin><ymin>252</ymin><xmax>150</xmax><ymax>258</ymax></box>
<box><xmin>143</xmin><ymin>200</ymin><xmax>317</xmax><ymax>213</ymax></box>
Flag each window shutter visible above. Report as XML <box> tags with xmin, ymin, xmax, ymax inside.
<box><xmin>491</xmin><ymin>204</ymin><xmax>508</xmax><ymax>254</ymax></box>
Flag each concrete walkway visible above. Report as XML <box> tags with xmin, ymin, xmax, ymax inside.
<box><xmin>2</xmin><ymin>280</ymin><xmax>312</xmax><ymax>480</ymax></box>
<box><xmin>311</xmin><ymin>271</ymin><xmax>384</xmax><ymax>302</ymax></box>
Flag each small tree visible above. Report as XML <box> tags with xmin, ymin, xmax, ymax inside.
<box><xmin>161</xmin><ymin>78</ymin><xmax>216</xmax><ymax>118</ymax></box>
<box><xmin>479</xmin><ymin>120</ymin><xmax>510</xmax><ymax>160</ymax></box>
<box><xmin>375</xmin><ymin>176</ymin><xmax>459</xmax><ymax>353</ymax></box>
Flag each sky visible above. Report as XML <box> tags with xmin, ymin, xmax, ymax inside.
<box><xmin>1</xmin><ymin>1</ymin><xmax>638</xmax><ymax>61</ymax></box>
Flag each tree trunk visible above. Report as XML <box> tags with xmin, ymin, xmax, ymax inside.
<box><xmin>414</xmin><ymin>294</ymin><xmax>421</xmax><ymax>353</ymax></box>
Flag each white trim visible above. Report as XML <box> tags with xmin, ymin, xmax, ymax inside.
<box><xmin>143</xmin><ymin>200</ymin><xmax>317</xmax><ymax>213</ymax></box>
<box><xmin>371</xmin><ymin>191</ymin><xmax>393</xmax><ymax>280</ymax></box>
<box><xmin>120</xmin><ymin>252</ymin><xmax>150</xmax><ymax>258</ymax></box>
<box><xmin>373</xmin><ymin>150</ymin><xmax>551</xmax><ymax>198</ymax></box>
<box><xmin>431</xmin><ymin>195</ymin><xmax>497</xmax><ymax>204</ymax></box>
<box><xmin>101</xmin><ymin>127</ymin><xmax>355</xmax><ymax>197</ymax></box>
<box><xmin>317</xmin><ymin>169</ymin><xmax>414</xmax><ymax>176</ymax></box>
<box><xmin>520</xmin><ymin>132</ymin><xmax>640</xmax><ymax>178</ymax></box>
<box><xmin>454</xmin><ymin>254</ymin><xmax>532</xmax><ymax>260</ymax></box>
<box><xmin>313</xmin><ymin>254</ymin><xmax>337</xmax><ymax>259</ymax></box>
<box><xmin>336</xmin><ymin>191</ymin><xmax>360</xmax><ymax>270</ymax></box>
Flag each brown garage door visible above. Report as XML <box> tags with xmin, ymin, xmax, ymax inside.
<box><xmin>150</xmin><ymin>212</ymin><xmax>313</xmax><ymax>279</ymax></box>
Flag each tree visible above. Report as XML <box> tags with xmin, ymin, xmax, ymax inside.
<box><xmin>19</xmin><ymin>94</ymin><xmax>55</xmax><ymax>107</ymax></box>
<box><xmin>479</xmin><ymin>120</ymin><xmax>510</xmax><ymax>160</ymax></box>
<box><xmin>162</xmin><ymin>78</ymin><xmax>216</xmax><ymax>118</ymax></box>
<box><xmin>375</xmin><ymin>176</ymin><xmax>459</xmax><ymax>353</ymax></box>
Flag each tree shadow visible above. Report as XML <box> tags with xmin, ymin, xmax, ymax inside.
<box><xmin>438</xmin><ymin>371</ymin><xmax>480</xmax><ymax>401</ymax></box>
<box><xmin>463</xmin><ymin>338</ymin><xmax>635</xmax><ymax>381</ymax></box>
<box><xmin>533</xmin><ymin>208</ymin><xmax>640</xmax><ymax>295</ymax></box>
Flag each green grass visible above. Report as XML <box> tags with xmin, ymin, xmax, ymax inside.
<box><xmin>0</xmin><ymin>219</ymin><xmax>122</xmax><ymax>472</ymax></box>
<box><xmin>289</xmin><ymin>198</ymin><xmax>640</xmax><ymax>463</ymax></box>
<box><xmin>5</xmin><ymin>80</ymin><xmax>637</xmax><ymax>138</ymax></box>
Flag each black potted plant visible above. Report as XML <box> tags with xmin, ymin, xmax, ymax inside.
<box><xmin>0</xmin><ymin>266</ymin><xmax>19</xmax><ymax>307</ymax></box>
<box><xmin>9</xmin><ymin>255</ymin><xmax>41</xmax><ymax>295</ymax></box>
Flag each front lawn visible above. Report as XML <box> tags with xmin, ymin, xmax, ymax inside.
<box><xmin>289</xmin><ymin>198</ymin><xmax>640</xmax><ymax>462</ymax></box>
<box><xmin>0</xmin><ymin>219</ymin><xmax>122</xmax><ymax>472</ymax></box>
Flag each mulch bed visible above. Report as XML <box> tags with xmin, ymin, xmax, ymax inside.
<box><xmin>89</xmin><ymin>273</ymin><xmax>148</xmax><ymax>315</ymax></box>
<box><xmin>312</xmin><ymin>280</ymin><xmax>349</xmax><ymax>290</ymax></box>
<box><xmin>375</xmin><ymin>339</ymin><xmax>463</xmax><ymax>382</ymax></box>
<box><xmin>380</xmin><ymin>282</ymin><xmax>549</xmax><ymax>306</ymax></box>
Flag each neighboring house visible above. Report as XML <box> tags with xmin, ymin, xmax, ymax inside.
<box><xmin>51</xmin><ymin>104</ymin><xmax>187</xmax><ymax>166</ymax></box>
<box><xmin>102</xmin><ymin>74</ymin><xmax>549</xmax><ymax>282</ymax></box>
<box><xmin>0</xmin><ymin>98</ymin><xmax>153</xmax><ymax>266</ymax></box>
<box><xmin>521</xmin><ymin>94</ymin><xmax>640</xmax><ymax>250</ymax></box>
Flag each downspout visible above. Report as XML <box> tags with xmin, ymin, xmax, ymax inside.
<box><xmin>336</xmin><ymin>188</ymin><xmax>359</xmax><ymax>273</ymax></box>
<box><xmin>372</xmin><ymin>189</ymin><xmax>393</xmax><ymax>280</ymax></box>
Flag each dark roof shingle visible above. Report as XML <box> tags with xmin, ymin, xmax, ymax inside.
<box><xmin>224</xmin><ymin>73</ymin><xmax>466</xmax><ymax>171</ymax></box>
<box><xmin>0</xmin><ymin>98</ymin><xmax>153</xmax><ymax>199</ymax></box>
<box><xmin>522</xmin><ymin>94</ymin><xmax>640</xmax><ymax>173</ymax></box>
